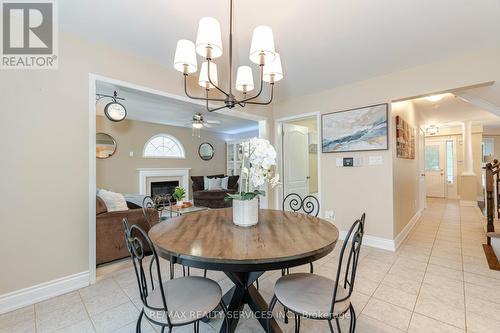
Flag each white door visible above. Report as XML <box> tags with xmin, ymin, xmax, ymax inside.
<box><xmin>425</xmin><ymin>141</ymin><xmax>446</xmax><ymax>198</ymax></box>
<box><xmin>418</xmin><ymin>129</ymin><xmax>426</xmax><ymax>209</ymax></box>
<box><xmin>283</xmin><ymin>123</ymin><xmax>309</xmax><ymax>199</ymax></box>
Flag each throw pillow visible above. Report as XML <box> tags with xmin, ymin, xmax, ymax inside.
<box><xmin>221</xmin><ymin>176</ymin><xmax>229</xmax><ymax>190</ymax></box>
<box><xmin>97</xmin><ymin>189</ymin><xmax>129</xmax><ymax>212</ymax></box>
<box><xmin>208</xmin><ymin>177</ymin><xmax>223</xmax><ymax>190</ymax></box>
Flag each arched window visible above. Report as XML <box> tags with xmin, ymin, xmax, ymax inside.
<box><xmin>143</xmin><ymin>134</ymin><xmax>185</xmax><ymax>159</ymax></box>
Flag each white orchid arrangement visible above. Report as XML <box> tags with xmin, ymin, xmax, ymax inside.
<box><xmin>226</xmin><ymin>138</ymin><xmax>280</xmax><ymax>201</ymax></box>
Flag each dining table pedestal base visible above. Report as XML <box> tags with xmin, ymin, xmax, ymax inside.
<box><xmin>220</xmin><ymin>271</ymin><xmax>282</xmax><ymax>333</ymax></box>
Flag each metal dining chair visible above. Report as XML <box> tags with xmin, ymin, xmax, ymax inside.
<box><xmin>283</xmin><ymin>193</ymin><xmax>321</xmax><ymax>217</ymax></box>
<box><xmin>142</xmin><ymin>195</ymin><xmax>170</xmax><ymax>223</ymax></box>
<box><xmin>123</xmin><ymin>218</ymin><xmax>229</xmax><ymax>333</ymax></box>
<box><xmin>282</xmin><ymin>193</ymin><xmax>320</xmax><ymax>274</ymax></box>
<box><xmin>280</xmin><ymin>193</ymin><xmax>321</xmax><ymax>322</ymax></box>
<box><xmin>142</xmin><ymin>195</ymin><xmax>207</xmax><ymax>279</ymax></box>
<box><xmin>268</xmin><ymin>213</ymin><xmax>365</xmax><ymax>333</ymax></box>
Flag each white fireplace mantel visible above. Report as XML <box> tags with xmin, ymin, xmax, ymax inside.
<box><xmin>137</xmin><ymin>168</ymin><xmax>191</xmax><ymax>197</ymax></box>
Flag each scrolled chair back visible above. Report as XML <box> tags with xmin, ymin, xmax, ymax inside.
<box><xmin>122</xmin><ymin>218</ymin><xmax>172</xmax><ymax>326</ymax></box>
<box><xmin>142</xmin><ymin>196</ymin><xmax>156</xmax><ymax>227</ymax></box>
<box><xmin>142</xmin><ymin>194</ymin><xmax>171</xmax><ymax>225</ymax></box>
<box><xmin>330</xmin><ymin>213</ymin><xmax>365</xmax><ymax>315</ymax></box>
<box><xmin>282</xmin><ymin>193</ymin><xmax>320</xmax><ymax>217</ymax></box>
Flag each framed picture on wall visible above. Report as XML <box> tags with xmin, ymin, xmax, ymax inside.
<box><xmin>321</xmin><ymin>103</ymin><xmax>389</xmax><ymax>153</ymax></box>
<box><xmin>396</xmin><ymin>115</ymin><xmax>416</xmax><ymax>159</ymax></box>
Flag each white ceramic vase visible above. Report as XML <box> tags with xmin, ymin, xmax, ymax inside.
<box><xmin>176</xmin><ymin>200</ymin><xmax>183</xmax><ymax>206</ymax></box>
<box><xmin>232</xmin><ymin>198</ymin><xmax>259</xmax><ymax>227</ymax></box>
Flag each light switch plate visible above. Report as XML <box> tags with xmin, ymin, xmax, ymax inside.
<box><xmin>336</xmin><ymin>158</ymin><xmax>343</xmax><ymax>167</ymax></box>
<box><xmin>325</xmin><ymin>210</ymin><xmax>336</xmax><ymax>220</ymax></box>
<box><xmin>129</xmin><ymin>151</ymin><xmax>134</xmax><ymax>157</ymax></box>
<box><xmin>368</xmin><ymin>155</ymin><xmax>383</xmax><ymax>165</ymax></box>
<box><xmin>353</xmin><ymin>157</ymin><xmax>363</xmax><ymax>166</ymax></box>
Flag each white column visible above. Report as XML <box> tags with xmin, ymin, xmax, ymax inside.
<box><xmin>462</xmin><ymin>121</ymin><xmax>474</xmax><ymax>175</ymax></box>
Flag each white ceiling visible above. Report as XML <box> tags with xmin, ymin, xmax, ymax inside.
<box><xmin>96</xmin><ymin>81</ymin><xmax>258</xmax><ymax>134</ymax></box>
<box><xmin>60</xmin><ymin>0</ymin><xmax>500</xmax><ymax>99</ymax></box>
<box><xmin>411</xmin><ymin>88</ymin><xmax>500</xmax><ymax>129</ymax></box>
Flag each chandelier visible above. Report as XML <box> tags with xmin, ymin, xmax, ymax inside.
<box><xmin>173</xmin><ymin>0</ymin><xmax>283</xmax><ymax>112</ymax></box>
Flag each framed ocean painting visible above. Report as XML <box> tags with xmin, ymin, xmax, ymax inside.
<box><xmin>322</xmin><ymin>103</ymin><xmax>388</xmax><ymax>153</ymax></box>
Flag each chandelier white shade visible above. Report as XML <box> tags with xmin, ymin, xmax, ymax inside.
<box><xmin>263</xmin><ymin>53</ymin><xmax>283</xmax><ymax>83</ymax></box>
<box><xmin>249</xmin><ymin>26</ymin><xmax>276</xmax><ymax>65</ymax></box>
<box><xmin>173</xmin><ymin>40</ymin><xmax>197</xmax><ymax>74</ymax></box>
<box><xmin>174</xmin><ymin>0</ymin><xmax>282</xmax><ymax>112</ymax></box>
<box><xmin>195</xmin><ymin>17</ymin><xmax>223</xmax><ymax>59</ymax></box>
<box><xmin>198</xmin><ymin>61</ymin><xmax>218</xmax><ymax>89</ymax></box>
<box><xmin>235</xmin><ymin>66</ymin><xmax>254</xmax><ymax>92</ymax></box>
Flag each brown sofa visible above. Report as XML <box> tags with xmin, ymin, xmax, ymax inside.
<box><xmin>191</xmin><ymin>174</ymin><xmax>239</xmax><ymax>208</ymax></box>
<box><xmin>96</xmin><ymin>196</ymin><xmax>159</xmax><ymax>265</ymax></box>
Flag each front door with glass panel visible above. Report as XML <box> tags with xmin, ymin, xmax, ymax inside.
<box><xmin>425</xmin><ymin>142</ymin><xmax>446</xmax><ymax>198</ymax></box>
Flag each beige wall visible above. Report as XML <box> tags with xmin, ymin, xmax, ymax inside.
<box><xmin>391</xmin><ymin>101</ymin><xmax>421</xmax><ymax>237</ymax></box>
<box><xmin>272</xmin><ymin>48</ymin><xmax>500</xmax><ymax>239</ymax></box>
<box><xmin>96</xmin><ymin>117</ymin><xmax>227</xmax><ymax>195</ymax></box>
<box><xmin>0</xmin><ymin>33</ymin><xmax>271</xmax><ymax>296</ymax></box>
<box><xmin>2</xmin><ymin>30</ymin><xmax>500</xmax><ymax>298</ymax></box>
<box><xmin>482</xmin><ymin>128</ymin><xmax>500</xmax><ymax>167</ymax></box>
<box><xmin>483</xmin><ymin>134</ymin><xmax>500</xmax><ymax>161</ymax></box>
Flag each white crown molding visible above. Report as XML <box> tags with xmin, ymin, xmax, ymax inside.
<box><xmin>0</xmin><ymin>271</ymin><xmax>89</xmax><ymax>315</ymax></box>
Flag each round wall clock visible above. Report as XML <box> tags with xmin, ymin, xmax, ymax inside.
<box><xmin>104</xmin><ymin>101</ymin><xmax>127</xmax><ymax>122</ymax></box>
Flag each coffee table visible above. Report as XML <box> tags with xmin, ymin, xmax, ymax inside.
<box><xmin>164</xmin><ymin>204</ymin><xmax>209</xmax><ymax>217</ymax></box>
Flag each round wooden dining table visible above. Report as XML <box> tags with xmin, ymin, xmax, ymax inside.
<box><xmin>149</xmin><ymin>208</ymin><xmax>339</xmax><ymax>333</ymax></box>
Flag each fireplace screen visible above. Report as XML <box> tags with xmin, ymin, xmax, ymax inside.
<box><xmin>150</xmin><ymin>181</ymin><xmax>179</xmax><ymax>199</ymax></box>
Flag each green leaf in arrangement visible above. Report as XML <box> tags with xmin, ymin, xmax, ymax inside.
<box><xmin>225</xmin><ymin>190</ymin><xmax>266</xmax><ymax>201</ymax></box>
<box><xmin>224</xmin><ymin>193</ymin><xmax>242</xmax><ymax>201</ymax></box>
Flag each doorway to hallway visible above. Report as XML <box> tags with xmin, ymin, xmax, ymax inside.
<box><xmin>275</xmin><ymin>113</ymin><xmax>321</xmax><ymax>213</ymax></box>
<box><xmin>425</xmin><ymin>137</ymin><xmax>458</xmax><ymax>199</ymax></box>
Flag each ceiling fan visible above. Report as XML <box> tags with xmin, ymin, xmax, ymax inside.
<box><xmin>187</xmin><ymin>113</ymin><xmax>221</xmax><ymax>137</ymax></box>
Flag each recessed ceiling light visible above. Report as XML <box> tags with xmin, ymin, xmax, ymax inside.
<box><xmin>425</xmin><ymin>94</ymin><xmax>446</xmax><ymax>102</ymax></box>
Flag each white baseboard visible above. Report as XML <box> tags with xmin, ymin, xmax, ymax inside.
<box><xmin>394</xmin><ymin>209</ymin><xmax>423</xmax><ymax>250</ymax></box>
<box><xmin>460</xmin><ymin>200</ymin><xmax>477</xmax><ymax>207</ymax></box>
<box><xmin>338</xmin><ymin>209</ymin><xmax>423</xmax><ymax>253</ymax></box>
<box><xmin>338</xmin><ymin>230</ymin><xmax>396</xmax><ymax>252</ymax></box>
<box><xmin>0</xmin><ymin>271</ymin><xmax>89</xmax><ymax>315</ymax></box>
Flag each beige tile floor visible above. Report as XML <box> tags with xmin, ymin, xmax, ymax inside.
<box><xmin>2</xmin><ymin>199</ymin><xmax>500</xmax><ymax>333</ymax></box>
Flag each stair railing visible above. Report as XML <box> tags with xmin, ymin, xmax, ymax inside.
<box><xmin>485</xmin><ymin>159</ymin><xmax>499</xmax><ymax>245</ymax></box>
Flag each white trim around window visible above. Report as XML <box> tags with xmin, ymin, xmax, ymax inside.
<box><xmin>143</xmin><ymin>133</ymin><xmax>186</xmax><ymax>159</ymax></box>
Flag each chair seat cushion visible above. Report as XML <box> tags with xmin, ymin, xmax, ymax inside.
<box><xmin>144</xmin><ymin>276</ymin><xmax>222</xmax><ymax>325</ymax></box>
<box><xmin>274</xmin><ymin>273</ymin><xmax>350</xmax><ymax>319</ymax></box>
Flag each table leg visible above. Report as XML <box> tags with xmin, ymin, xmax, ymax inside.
<box><xmin>219</xmin><ymin>272</ymin><xmax>282</xmax><ymax>333</ymax></box>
